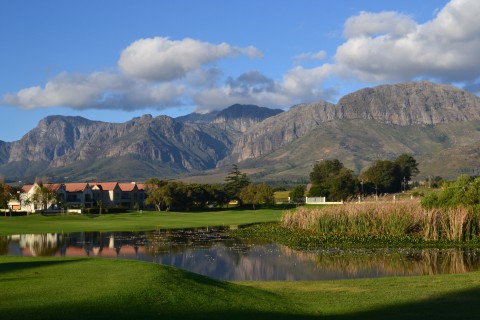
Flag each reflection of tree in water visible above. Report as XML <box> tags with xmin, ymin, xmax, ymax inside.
<box><xmin>280</xmin><ymin>246</ymin><xmax>480</xmax><ymax>277</ymax></box>
<box><xmin>0</xmin><ymin>237</ymin><xmax>8</xmax><ymax>255</ymax></box>
<box><xmin>419</xmin><ymin>249</ymin><xmax>480</xmax><ymax>275</ymax></box>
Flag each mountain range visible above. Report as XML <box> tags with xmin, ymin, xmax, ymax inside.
<box><xmin>1</xmin><ymin>81</ymin><xmax>480</xmax><ymax>184</ymax></box>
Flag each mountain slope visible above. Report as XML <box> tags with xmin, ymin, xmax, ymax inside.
<box><xmin>0</xmin><ymin>114</ymin><xmax>235</xmax><ymax>182</ymax></box>
<box><xmin>231</xmin><ymin>81</ymin><xmax>480</xmax><ymax>164</ymax></box>
<box><xmin>2</xmin><ymin>82</ymin><xmax>480</xmax><ymax>183</ymax></box>
<box><xmin>0</xmin><ymin>140</ymin><xmax>10</xmax><ymax>166</ymax></box>
<box><xmin>212</xmin><ymin>104</ymin><xmax>283</xmax><ymax>133</ymax></box>
<box><xmin>235</xmin><ymin>119</ymin><xmax>480</xmax><ymax>182</ymax></box>
<box><xmin>336</xmin><ymin>81</ymin><xmax>480</xmax><ymax>125</ymax></box>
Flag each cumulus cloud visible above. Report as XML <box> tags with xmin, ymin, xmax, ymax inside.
<box><xmin>335</xmin><ymin>0</ymin><xmax>480</xmax><ymax>84</ymax></box>
<box><xmin>194</xmin><ymin>71</ymin><xmax>289</xmax><ymax>110</ymax></box>
<box><xmin>194</xmin><ymin>67</ymin><xmax>337</xmax><ymax>111</ymax></box>
<box><xmin>3</xmin><ymin>72</ymin><xmax>185</xmax><ymax>110</ymax></box>
<box><xmin>343</xmin><ymin>11</ymin><xmax>417</xmax><ymax>38</ymax></box>
<box><xmin>4</xmin><ymin>0</ymin><xmax>480</xmax><ymax>113</ymax></box>
<box><xmin>118</xmin><ymin>37</ymin><xmax>262</xmax><ymax>82</ymax></box>
<box><xmin>3</xmin><ymin>37</ymin><xmax>262</xmax><ymax>110</ymax></box>
<box><xmin>294</xmin><ymin>50</ymin><xmax>327</xmax><ymax>62</ymax></box>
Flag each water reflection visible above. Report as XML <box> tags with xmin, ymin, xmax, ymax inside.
<box><xmin>2</xmin><ymin>229</ymin><xmax>480</xmax><ymax>281</ymax></box>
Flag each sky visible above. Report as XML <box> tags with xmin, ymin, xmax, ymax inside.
<box><xmin>2</xmin><ymin>0</ymin><xmax>479</xmax><ymax>142</ymax></box>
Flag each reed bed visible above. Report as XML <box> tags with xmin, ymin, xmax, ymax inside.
<box><xmin>281</xmin><ymin>201</ymin><xmax>480</xmax><ymax>241</ymax></box>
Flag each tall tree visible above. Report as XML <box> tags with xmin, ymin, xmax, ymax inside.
<box><xmin>144</xmin><ymin>178</ymin><xmax>169</xmax><ymax>211</ymax></box>
<box><xmin>224</xmin><ymin>164</ymin><xmax>250</xmax><ymax>202</ymax></box>
<box><xmin>239</xmin><ymin>184</ymin><xmax>274</xmax><ymax>210</ymax></box>
<box><xmin>0</xmin><ymin>182</ymin><xmax>12</xmax><ymax>209</ymax></box>
<box><xmin>31</xmin><ymin>184</ymin><xmax>59</xmax><ymax>212</ymax></box>
<box><xmin>394</xmin><ymin>154</ymin><xmax>419</xmax><ymax>186</ymax></box>
<box><xmin>289</xmin><ymin>185</ymin><xmax>305</xmax><ymax>203</ymax></box>
<box><xmin>308</xmin><ymin>159</ymin><xmax>357</xmax><ymax>201</ymax></box>
<box><xmin>360</xmin><ymin>160</ymin><xmax>402</xmax><ymax>194</ymax></box>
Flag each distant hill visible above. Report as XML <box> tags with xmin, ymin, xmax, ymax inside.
<box><xmin>1</xmin><ymin>82</ymin><xmax>480</xmax><ymax>183</ymax></box>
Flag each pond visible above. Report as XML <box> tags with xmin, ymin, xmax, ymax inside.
<box><xmin>2</xmin><ymin>227</ymin><xmax>480</xmax><ymax>281</ymax></box>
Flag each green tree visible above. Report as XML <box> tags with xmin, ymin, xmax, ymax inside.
<box><xmin>422</xmin><ymin>175</ymin><xmax>480</xmax><ymax>209</ymax></box>
<box><xmin>31</xmin><ymin>184</ymin><xmax>59</xmax><ymax>212</ymax></box>
<box><xmin>360</xmin><ymin>160</ymin><xmax>402</xmax><ymax>194</ymax></box>
<box><xmin>205</xmin><ymin>184</ymin><xmax>230</xmax><ymax>208</ymax></box>
<box><xmin>144</xmin><ymin>178</ymin><xmax>169</xmax><ymax>211</ymax></box>
<box><xmin>239</xmin><ymin>184</ymin><xmax>274</xmax><ymax>210</ymax></box>
<box><xmin>224</xmin><ymin>164</ymin><xmax>250</xmax><ymax>203</ymax></box>
<box><xmin>289</xmin><ymin>185</ymin><xmax>305</xmax><ymax>203</ymax></box>
<box><xmin>308</xmin><ymin>159</ymin><xmax>357</xmax><ymax>201</ymax></box>
<box><xmin>394</xmin><ymin>154</ymin><xmax>419</xmax><ymax>188</ymax></box>
<box><xmin>0</xmin><ymin>182</ymin><xmax>12</xmax><ymax>209</ymax></box>
<box><xmin>97</xmin><ymin>200</ymin><xmax>103</xmax><ymax>214</ymax></box>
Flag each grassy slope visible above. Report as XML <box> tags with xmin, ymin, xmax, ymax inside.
<box><xmin>238</xmin><ymin>119</ymin><xmax>480</xmax><ymax>182</ymax></box>
<box><xmin>0</xmin><ymin>209</ymin><xmax>284</xmax><ymax>236</ymax></box>
<box><xmin>1</xmin><ymin>256</ymin><xmax>480</xmax><ymax>319</ymax></box>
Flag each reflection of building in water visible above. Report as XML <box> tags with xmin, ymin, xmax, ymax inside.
<box><xmin>59</xmin><ymin>232</ymin><xmax>145</xmax><ymax>258</ymax></box>
<box><xmin>6</xmin><ymin>232</ymin><xmax>145</xmax><ymax>258</ymax></box>
<box><xmin>8</xmin><ymin>233</ymin><xmax>62</xmax><ymax>256</ymax></box>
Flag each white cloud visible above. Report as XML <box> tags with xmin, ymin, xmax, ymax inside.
<box><xmin>118</xmin><ymin>37</ymin><xmax>262</xmax><ymax>82</ymax></box>
<box><xmin>3</xmin><ymin>37</ymin><xmax>261</xmax><ymax>110</ymax></box>
<box><xmin>4</xmin><ymin>1</ymin><xmax>480</xmax><ymax>113</ymax></box>
<box><xmin>193</xmin><ymin>67</ymin><xmax>337</xmax><ymax>111</ymax></box>
<box><xmin>294</xmin><ymin>50</ymin><xmax>327</xmax><ymax>62</ymax></box>
<box><xmin>343</xmin><ymin>11</ymin><xmax>417</xmax><ymax>39</ymax></box>
<box><xmin>3</xmin><ymin>72</ymin><xmax>185</xmax><ymax>110</ymax></box>
<box><xmin>335</xmin><ymin>0</ymin><xmax>480</xmax><ymax>84</ymax></box>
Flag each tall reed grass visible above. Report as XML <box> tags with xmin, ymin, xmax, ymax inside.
<box><xmin>281</xmin><ymin>201</ymin><xmax>480</xmax><ymax>241</ymax></box>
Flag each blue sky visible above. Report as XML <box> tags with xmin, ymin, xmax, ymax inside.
<box><xmin>3</xmin><ymin>0</ymin><xmax>479</xmax><ymax>142</ymax></box>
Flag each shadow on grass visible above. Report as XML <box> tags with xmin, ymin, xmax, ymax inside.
<box><xmin>0</xmin><ymin>258</ymin><xmax>86</xmax><ymax>273</ymax></box>
<box><xmin>322</xmin><ymin>286</ymin><xmax>480</xmax><ymax>320</ymax></box>
<box><xmin>2</xmin><ymin>286</ymin><xmax>480</xmax><ymax>320</ymax></box>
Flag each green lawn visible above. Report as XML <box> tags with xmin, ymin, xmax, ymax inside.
<box><xmin>1</xmin><ymin>256</ymin><xmax>480</xmax><ymax>319</ymax></box>
<box><xmin>3</xmin><ymin>207</ymin><xmax>480</xmax><ymax>319</ymax></box>
<box><xmin>0</xmin><ymin>208</ymin><xmax>284</xmax><ymax>236</ymax></box>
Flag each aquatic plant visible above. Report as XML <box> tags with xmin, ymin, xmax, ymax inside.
<box><xmin>282</xmin><ymin>201</ymin><xmax>480</xmax><ymax>242</ymax></box>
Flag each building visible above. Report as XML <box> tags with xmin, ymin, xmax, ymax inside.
<box><xmin>9</xmin><ymin>181</ymin><xmax>146</xmax><ymax>213</ymax></box>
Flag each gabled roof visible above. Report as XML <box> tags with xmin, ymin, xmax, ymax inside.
<box><xmin>64</xmin><ymin>183</ymin><xmax>90</xmax><ymax>192</ymax></box>
<box><xmin>91</xmin><ymin>182</ymin><xmax>119</xmax><ymax>191</ymax></box>
<box><xmin>21</xmin><ymin>185</ymin><xmax>34</xmax><ymax>193</ymax></box>
<box><xmin>118</xmin><ymin>183</ymin><xmax>137</xmax><ymax>192</ymax></box>
<box><xmin>44</xmin><ymin>183</ymin><xmax>63</xmax><ymax>192</ymax></box>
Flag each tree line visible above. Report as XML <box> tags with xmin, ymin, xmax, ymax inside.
<box><xmin>145</xmin><ymin>165</ymin><xmax>274</xmax><ymax>211</ymax></box>
<box><xmin>298</xmin><ymin>154</ymin><xmax>420</xmax><ymax>202</ymax></box>
<box><xmin>0</xmin><ymin>154</ymin><xmax>420</xmax><ymax>211</ymax></box>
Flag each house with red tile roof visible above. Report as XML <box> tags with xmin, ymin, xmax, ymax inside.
<box><xmin>90</xmin><ymin>182</ymin><xmax>121</xmax><ymax>207</ymax></box>
<box><xmin>63</xmin><ymin>183</ymin><xmax>93</xmax><ymax>209</ymax></box>
<box><xmin>13</xmin><ymin>183</ymin><xmax>67</xmax><ymax>213</ymax></box>
<box><xmin>118</xmin><ymin>182</ymin><xmax>146</xmax><ymax>209</ymax></box>
<box><xmin>12</xmin><ymin>181</ymin><xmax>146</xmax><ymax>213</ymax></box>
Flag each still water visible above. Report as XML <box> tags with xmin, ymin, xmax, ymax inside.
<box><xmin>2</xmin><ymin>228</ymin><xmax>480</xmax><ymax>281</ymax></box>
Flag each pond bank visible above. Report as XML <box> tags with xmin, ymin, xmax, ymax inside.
<box><xmin>230</xmin><ymin>222</ymin><xmax>480</xmax><ymax>249</ymax></box>
<box><xmin>1</xmin><ymin>256</ymin><xmax>480</xmax><ymax>319</ymax></box>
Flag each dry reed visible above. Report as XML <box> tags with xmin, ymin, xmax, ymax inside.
<box><xmin>282</xmin><ymin>201</ymin><xmax>480</xmax><ymax>241</ymax></box>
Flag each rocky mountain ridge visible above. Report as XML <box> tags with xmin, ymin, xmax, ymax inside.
<box><xmin>232</xmin><ymin>81</ymin><xmax>480</xmax><ymax>162</ymax></box>
<box><xmin>1</xmin><ymin>81</ymin><xmax>480</xmax><ymax>183</ymax></box>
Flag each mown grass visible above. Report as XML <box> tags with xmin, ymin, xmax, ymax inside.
<box><xmin>1</xmin><ymin>256</ymin><xmax>480</xmax><ymax>319</ymax></box>
<box><xmin>0</xmin><ymin>208</ymin><xmax>284</xmax><ymax>236</ymax></box>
